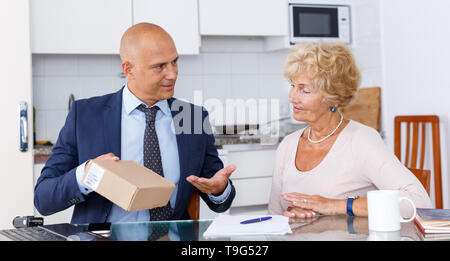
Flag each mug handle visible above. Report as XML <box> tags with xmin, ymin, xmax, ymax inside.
<box><xmin>399</xmin><ymin>197</ymin><xmax>416</xmax><ymax>223</ymax></box>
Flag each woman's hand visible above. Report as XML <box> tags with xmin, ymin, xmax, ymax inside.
<box><xmin>283</xmin><ymin>205</ymin><xmax>317</xmax><ymax>219</ymax></box>
<box><xmin>282</xmin><ymin>192</ymin><xmax>346</xmax><ymax>215</ymax></box>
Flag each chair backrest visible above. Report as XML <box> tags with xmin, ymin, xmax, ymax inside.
<box><xmin>408</xmin><ymin>168</ymin><xmax>431</xmax><ymax>195</ymax></box>
<box><xmin>394</xmin><ymin>115</ymin><xmax>442</xmax><ymax>208</ymax></box>
<box><xmin>187</xmin><ymin>189</ymin><xmax>200</xmax><ymax>220</ymax></box>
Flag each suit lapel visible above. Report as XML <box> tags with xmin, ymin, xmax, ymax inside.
<box><xmin>168</xmin><ymin>98</ymin><xmax>192</xmax><ymax>210</ymax></box>
<box><xmin>103</xmin><ymin>87</ymin><xmax>123</xmax><ymax>158</ymax></box>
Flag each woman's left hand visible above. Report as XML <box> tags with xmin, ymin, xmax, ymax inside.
<box><xmin>282</xmin><ymin>192</ymin><xmax>346</xmax><ymax>215</ymax></box>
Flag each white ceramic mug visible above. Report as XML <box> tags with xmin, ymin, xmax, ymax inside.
<box><xmin>367</xmin><ymin>190</ymin><xmax>416</xmax><ymax>232</ymax></box>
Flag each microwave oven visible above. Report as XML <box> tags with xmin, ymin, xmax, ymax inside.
<box><xmin>289</xmin><ymin>3</ymin><xmax>351</xmax><ymax>44</ymax></box>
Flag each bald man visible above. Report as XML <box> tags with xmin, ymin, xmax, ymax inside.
<box><xmin>34</xmin><ymin>23</ymin><xmax>236</xmax><ymax>225</ymax></box>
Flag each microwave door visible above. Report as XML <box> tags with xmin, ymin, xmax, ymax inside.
<box><xmin>293</xmin><ymin>7</ymin><xmax>338</xmax><ymax>38</ymax></box>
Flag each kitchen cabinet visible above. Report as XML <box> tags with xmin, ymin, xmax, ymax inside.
<box><xmin>30</xmin><ymin>0</ymin><xmax>132</xmax><ymax>54</ymax></box>
<box><xmin>30</xmin><ymin>0</ymin><xmax>199</xmax><ymax>55</ymax></box>
<box><xmin>199</xmin><ymin>0</ymin><xmax>288</xmax><ymax>36</ymax></box>
<box><xmin>225</xmin><ymin>145</ymin><xmax>277</xmax><ymax>207</ymax></box>
<box><xmin>231</xmin><ymin>177</ymin><xmax>273</xmax><ymax>207</ymax></box>
<box><xmin>199</xmin><ymin>145</ymin><xmax>276</xmax><ymax>216</ymax></box>
<box><xmin>133</xmin><ymin>0</ymin><xmax>200</xmax><ymax>55</ymax></box>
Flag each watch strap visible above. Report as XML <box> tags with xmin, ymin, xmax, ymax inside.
<box><xmin>346</xmin><ymin>197</ymin><xmax>356</xmax><ymax>216</ymax></box>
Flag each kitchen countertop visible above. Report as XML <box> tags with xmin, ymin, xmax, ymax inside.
<box><xmin>34</xmin><ymin>144</ymin><xmax>54</xmax><ymax>155</ymax></box>
<box><xmin>34</xmin><ymin>144</ymin><xmax>54</xmax><ymax>164</ymax></box>
<box><xmin>33</xmin><ymin>135</ymin><xmax>285</xmax><ymax>164</ymax></box>
<box><xmin>213</xmin><ymin>134</ymin><xmax>283</xmax><ymax>147</ymax></box>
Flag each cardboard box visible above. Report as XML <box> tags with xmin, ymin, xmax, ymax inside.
<box><xmin>82</xmin><ymin>159</ymin><xmax>175</xmax><ymax>211</ymax></box>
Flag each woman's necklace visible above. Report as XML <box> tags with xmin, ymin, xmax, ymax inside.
<box><xmin>307</xmin><ymin>114</ymin><xmax>344</xmax><ymax>144</ymax></box>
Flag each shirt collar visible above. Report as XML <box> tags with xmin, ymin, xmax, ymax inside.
<box><xmin>123</xmin><ymin>83</ymin><xmax>171</xmax><ymax>116</ymax></box>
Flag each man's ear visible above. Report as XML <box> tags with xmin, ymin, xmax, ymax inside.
<box><xmin>122</xmin><ymin>61</ymin><xmax>134</xmax><ymax>80</ymax></box>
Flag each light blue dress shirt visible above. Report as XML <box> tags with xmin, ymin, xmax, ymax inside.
<box><xmin>75</xmin><ymin>84</ymin><xmax>230</xmax><ymax>222</ymax></box>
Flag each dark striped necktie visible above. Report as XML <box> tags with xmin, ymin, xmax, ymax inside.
<box><xmin>137</xmin><ymin>104</ymin><xmax>173</xmax><ymax>221</ymax></box>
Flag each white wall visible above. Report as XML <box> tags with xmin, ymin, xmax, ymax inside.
<box><xmin>32</xmin><ymin>54</ymin><xmax>126</xmax><ymax>142</ymax></box>
<box><xmin>380</xmin><ymin>0</ymin><xmax>450</xmax><ymax>208</ymax></box>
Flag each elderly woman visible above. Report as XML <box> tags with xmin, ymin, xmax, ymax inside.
<box><xmin>268</xmin><ymin>42</ymin><xmax>431</xmax><ymax>219</ymax></box>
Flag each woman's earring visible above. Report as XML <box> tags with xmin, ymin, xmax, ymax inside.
<box><xmin>330</xmin><ymin>106</ymin><xmax>337</xmax><ymax>112</ymax></box>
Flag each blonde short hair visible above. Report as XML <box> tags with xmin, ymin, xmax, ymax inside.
<box><xmin>284</xmin><ymin>42</ymin><xmax>361</xmax><ymax>108</ymax></box>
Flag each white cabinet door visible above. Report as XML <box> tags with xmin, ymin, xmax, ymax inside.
<box><xmin>30</xmin><ymin>0</ymin><xmax>132</xmax><ymax>54</ymax></box>
<box><xmin>226</xmin><ymin>148</ymin><xmax>276</xmax><ymax>207</ymax></box>
<box><xmin>199</xmin><ymin>0</ymin><xmax>288</xmax><ymax>36</ymax></box>
<box><xmin>0</xmin><ymin>0</ymin><xmax>34</xmax><ymax>229</ymax></box>
<box><xmin>133</xmin><ymin>0</ymin><xmax>200</xmax><ymax>55</ymax></box>
<box><xmin>231</xmin><ymin>177</ymin><xmax>272</xmax><ymax>207</ymax></box>
<box><xmin>227</xmin><ymin>149</ymin><xmax>276</xmax><ymax>179</ymax></box>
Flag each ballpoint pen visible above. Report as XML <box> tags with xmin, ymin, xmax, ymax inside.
<box><xmin>240</xmin><ymin>216</ymin><xmax>272</xmax><ymax>224</ymax></box>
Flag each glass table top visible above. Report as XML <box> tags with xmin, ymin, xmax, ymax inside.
<box><xmin>77</xmin><ymin>215</ymin><xmax>422</xmax><ymax>241</ymax></box>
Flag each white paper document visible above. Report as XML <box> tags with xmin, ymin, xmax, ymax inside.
<box><xmin>203</xmin><ymin>215</ymin><xmax>292</xmax><ymax>238</ymax></box>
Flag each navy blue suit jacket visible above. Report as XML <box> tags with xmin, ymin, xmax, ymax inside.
<box><xmin>34</xmin><ymin>87</ymin><xmax>235</xmax><ymax>224</ymax></box>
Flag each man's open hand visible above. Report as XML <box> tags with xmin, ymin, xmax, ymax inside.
<box><xmin>186</xmin><ymin>164</ymin><xmax>236</xmax><ymax>195</ymax></box>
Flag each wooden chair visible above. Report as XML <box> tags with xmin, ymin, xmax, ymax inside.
<box><xmin>394</xmin><ymin>115</ymin><xmax>443</xmax><ymax>208</ymax></box>
<box><xmin>408</xmin><ymin>168</ymin><xmax>431</xmax><ymax>195</ymax></box>
<box><xmin>187</xmin><ymin>189</ymin><xmax>200</xmax><ymax>220</ymax></box>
